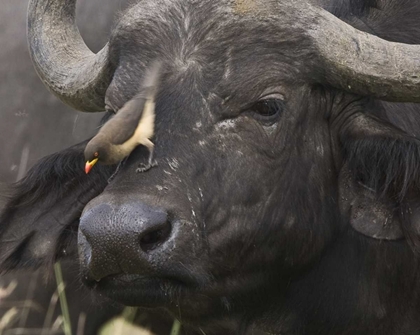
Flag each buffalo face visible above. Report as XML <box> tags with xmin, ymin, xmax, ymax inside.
<box><xmin>3</xmin><ymin>0</ymin><xmax>420</xmax><ymax>334</ymax></box>
<box><xmin>78</xmin><ymin>35</ymin><xmax>341</xmax><ymax>326</ymax></box>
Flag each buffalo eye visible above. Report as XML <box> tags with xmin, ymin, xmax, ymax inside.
<box><xmin>245</xmin><ymin>94</ymin><xmax>284</xmax><ymax>125</ymax></box>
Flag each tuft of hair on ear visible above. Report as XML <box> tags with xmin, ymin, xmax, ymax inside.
<box><xmin>340</xmin><ymin>113</ymin><xmax>420</xmax><ymax>203</ymax></box>
<box><xmin>3</xmin><ymin>140</ymin><xmax>108</xmax><ymax>209</ymax></box>
<box><xmin>0</xmin><ymin>140</ymin><xmax>116</xmax><ymax>273</ymax></box>
<box><xmin>340</xmin><ymin>113</ymin><xmax>420</xmax><ymax>254</ymax></box>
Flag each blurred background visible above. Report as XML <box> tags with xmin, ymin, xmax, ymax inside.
<box><xmin>0</xmin><ymin>0</ymin><xmax>115</xmax><ymax>183</ymax></box>
<box><xmin>0</xmin><ymin>1</ymin><xmax>178</xmax><ymax>334</ymax></box>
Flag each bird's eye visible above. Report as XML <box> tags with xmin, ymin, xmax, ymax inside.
<box><xmin>245</xmin><ymin>97</ymin><xmax>284</xmax><ymax>125</ymax></box>
<box><xmin>94</xmin><ymin>152</ymin><xmax>99</xmax><ymax>157</ymax></box>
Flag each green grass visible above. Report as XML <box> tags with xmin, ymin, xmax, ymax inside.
<box><xmin>54</xmin><ymin>262</ymin><xmax>183</xmax><ymax>335</ymax></box>
<box><xmin>54</xmin><ymin>262</ymin><xmax>72</xmax><ymax>335</ymax></box>
<box><xmin>0</xmin><ymin>264</ymin><xmax>183</xmax><ymax>335</ymax></box>
<box><xmin>170</xmin><ymin>320</ymin><xmax>182</xmax><ymax>335</ymax></box>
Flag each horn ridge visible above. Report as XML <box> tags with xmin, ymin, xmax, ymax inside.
<box><xmin>266</xmin><ymin>1</ymin><xmax>420</xmax><ymax>102</ymax></box>
<box><xmin>27</xmin><ymin>0</ymin><xmax>114</xmax><ymax>112</ymax></box>
<box><xmin>309</xmin><ymin>5</ymin><xmax>420</xmax><ymax>102</ymax></box>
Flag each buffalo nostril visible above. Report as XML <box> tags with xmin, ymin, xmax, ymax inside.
<box><xmin>139</xmin><ymin>221</ymin><xmax>172</xmax><ymax>253</ymax></box>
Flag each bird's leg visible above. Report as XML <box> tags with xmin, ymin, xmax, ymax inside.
<box><xmin>136</xmin><ymin>139</ymin><xmax>157</xmax><ymax>173</ymax></box>
<box><xmin>107</xmin><ymin>157</ymin><xmax>128</xmax><ymax>183</ymax></box>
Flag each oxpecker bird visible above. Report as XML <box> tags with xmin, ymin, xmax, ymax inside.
<box><xmin>84</xmin><ymin>62</ymin><xmax>162</xmax><ymax>174</ymax></box>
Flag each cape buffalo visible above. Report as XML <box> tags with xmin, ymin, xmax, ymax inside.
<box><xmin>1</xmin><ymin>0</ymin><xmax>420</xmax><ymax>334</ymax></box>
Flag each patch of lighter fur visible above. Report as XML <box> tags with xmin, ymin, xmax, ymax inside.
<box><xmin>168</xmin><ymin>158</ymin><xmax>180</xmax><ymax>171</ymax></box>
<box><xmin>172</xmin><ymin>11</ymin><xmax>206</xmax><ymax>74</ymax></box>
<box><xmin>284</xmin><ymin>215</ymin><xmax>296</xmax><ymax>229</ymax></box>
<box><xmin>173</xmin><ymin>57</ymin><xmax>201</xmax><ymax>74</ymax></box>
<box><xmin>186</xmin><ymin>190</ymin><xmax>199</xmax><ymax>224</ymax></box>
<box><xmin>264</xmin><ymin>123</ymin><xmax>278</xmax><ymax>136</ymax></box>
<box><xmin>198</xmin><ymin>90</ymin><xmax>212</xmax><ymax>116</ymax></box>
<box><xmin>183</xmin><ymin>10</ymin><xmax>191</xmax><ymax>32</ymax></box>
<box><xmin>187</xmin><ymin>191</ymin><xmax>193</xmax><ymax>204</ymax></box>
<box><xmin>316</xmin><ymin>145</ymin><xmax>325</xmax><ymax>156</ymax></box>
<box><xmin>198</xmin><ymin>187</ymin><xmax>204</xmax><ymax>201</ymax></box>
<box><xmin>216</xmin><ymin>119</ymin><xmax>237</xmax><ymax>131</ymax></box>
<box><xmin>194</xmin><ymin>121</ymin><xmax>203</xmax><ymax>132</ymax></box>
<box><xmin>234</xmin><ymin>0</ymin><xmax>258</xmax><ymax>14</ymax></box>
<box><xmin>223</xmin><ymin>47</ymin><xmax>234</xmax><ymax>80</ymax></box>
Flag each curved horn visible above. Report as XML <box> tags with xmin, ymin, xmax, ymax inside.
<box><xmin>310</xmin><ymin>4</ymin><xmax>420</xmax><ymax>102</ymax></box>
<box><xmin>267</xmin><ymin>1</ymin><xmax>420</xmax><ymax>102</ymax></box>
<box><xmin>27</xmin><ymin>0</ymin><xmax>114</xmax><ymax>112</ymax></box>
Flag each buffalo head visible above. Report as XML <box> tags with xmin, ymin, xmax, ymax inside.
<box><xmin>2</xmin><ymin>0</ymin><xmax>420</xmax><ymax>334</ymax></box>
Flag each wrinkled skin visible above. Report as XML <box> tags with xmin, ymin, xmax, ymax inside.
<box><xmin>76</xmin><ymin>0</ymin><xmax>420</xmax><ymax>331</ymax></box>
<box><xmin>79</xmin><ymin>1</ymin><xmax>338</xmax><ymax>329</ymax></box>
<box><xmin>85</xmin><ymin>81</ymin><xmax>337</xmax><ymax>318</ymax></box>
<box><xmin>2</xmin><ymin>0</ymin><xmax>420</xmax><ymax>334</ymax></box>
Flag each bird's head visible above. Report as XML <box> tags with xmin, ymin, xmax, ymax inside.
<box><xmin>84</xmin><ymin>140</ymin><xmax>111</xmax><ymax>174</ymax></box>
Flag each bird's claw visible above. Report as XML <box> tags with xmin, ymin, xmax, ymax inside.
<box><xmin>136</xmin><ymin>160</ymin><xmax>158</xmax><ymax>173</ymax></box>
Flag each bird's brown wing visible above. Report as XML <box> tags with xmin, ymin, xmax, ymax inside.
<box><xmin>103</xmin><ymin>96</ymin><xmax>148</xmax><ymax>145</ymax></box>
<box><xmin>101</xmin><ymin>61</ymin><xmax>161</xmax><ymax>145</ymax></box>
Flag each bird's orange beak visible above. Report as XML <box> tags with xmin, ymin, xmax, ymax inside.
<box><xmin>85</xmin><ymin>158</ymin><xmax>99</xmax><ymax>174</ymax></box>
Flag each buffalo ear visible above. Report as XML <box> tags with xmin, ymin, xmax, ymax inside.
<box><xmin>338</xmin><ymin>113</ymin><xmax>420</xmax><ymax>245</ymax></box>
<box><xmin>0</xmin><ymin>140</ymin><xmax>115</xmax><ymax>272</ymax></box>
<box><xmin>340</xmin><ymin>113</ymin><xmax>420</xmax><ymax>201</ymax></box>
<box><xmin>339</xmin><ymin>166</ymin><xmax>403</xmax><ymax>240</ymax></box>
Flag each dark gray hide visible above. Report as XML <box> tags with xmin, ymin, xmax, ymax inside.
<box><xmin>2</xmin><ymin>1</ymin><xmax>420</xmax><ymax>335</ymax></box>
